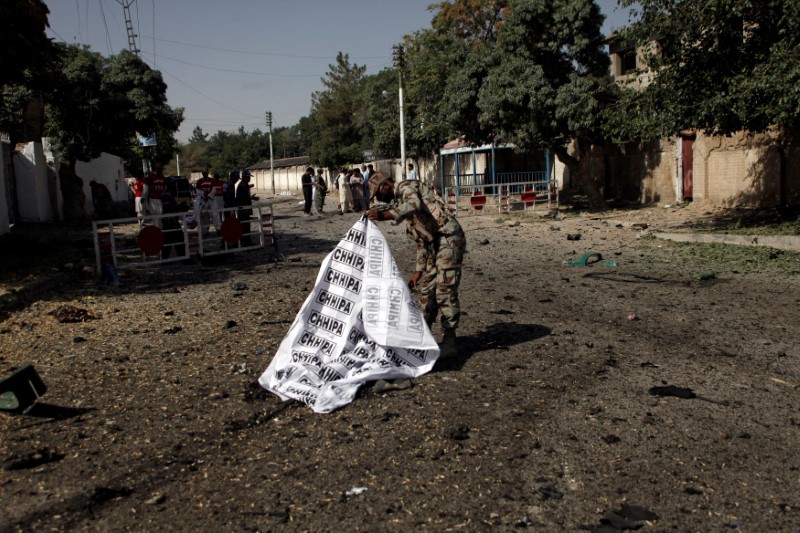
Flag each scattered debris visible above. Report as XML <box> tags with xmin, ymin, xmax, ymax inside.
<box><xmin>345</xmin><ymin>487</ymin><xmax>368</xmax><ymax>497</ymax></box>
<box><xmin>649</xmin><ymin>385</ymin><xmax>729</xmax><ymax>406</ymax></box>
<box><xmin>0</xmin><ymin>364</ymin><xmax>47</xmax><ymax>414</ymax></box>
<box><xmin>145</xmin><ymin>493</ymin><xmax>166</xmax><ymax>505</ymax></box>
<box><xmin>538</xmin><ymin>485</ymin><xmax>563</xmax><ymax>500</ymax></box>
<box><xmin>49</xmin><ymin>305</ymin><xmax>97</xmax><ymax>323</ymax></box>
<box><xmin>591</xmin><ymin>504</ymin><xmax>659</xmax><ymax>530</ymax></box>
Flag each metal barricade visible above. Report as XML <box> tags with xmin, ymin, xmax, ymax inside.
<box><xmin>92</xmin><ymin>205</ymin><xmax>276</xmax><ymax>273</ymax></box>
<box><xmin>445</xmin><ymin>178</ymin><xmax>558</xmax><ymax>216</ymax></box>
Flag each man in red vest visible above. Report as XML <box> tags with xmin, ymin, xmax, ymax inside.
<box><xmin>130</xmin><ymin>173</ymin><xmax>147</xmax><ymax>227</ymax></box>
<box><xmin>144</xmin><ymin>162</ymin><xmax>167</xmax><ymax>225</ymax></box>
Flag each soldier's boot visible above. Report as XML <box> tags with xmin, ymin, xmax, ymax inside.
<box><xmin>439</xmin><ymin>328</ymin><xmax>458</xmax><ymax>359</ymax></box>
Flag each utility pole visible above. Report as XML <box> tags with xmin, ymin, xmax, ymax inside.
<box><xmin>266</xmin><ymin>111</ymin><xmax>275</xmax><ymax>194</ymax></box>
<box><xmin>392</xmin><ymin>44</ymin><xmax>407</xmax><ymax>181</ymax></box>
<box><xmin>117</xmin><ymin>0</ymin><xmax>139</xmax><ymax>55</ymax></box>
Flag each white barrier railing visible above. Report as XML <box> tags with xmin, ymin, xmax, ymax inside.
<box><xmin>444</xmin><ymin>178</ymin><xmax>558</xmax><ymax>216</ymax></box>
<box><xmin>93</xmin><ymin>205</ymin><xmax>276</xmax><ymax>273</ymax></box>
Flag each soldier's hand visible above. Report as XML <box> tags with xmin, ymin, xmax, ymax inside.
<box><xmin>367</xmin><ymin>208</ymin><xmax>389</xmax><ymax>221</ymax></box>
<box><xmin>407</xmin><ymin>271</ymin><xmax>422</xmax><ymax>289</ymax></box>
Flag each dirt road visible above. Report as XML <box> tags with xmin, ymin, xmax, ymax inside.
<box><xmin>1</xmin><ymin>200</ymin><xmax>799</xmax><ymax>531</ymax></box>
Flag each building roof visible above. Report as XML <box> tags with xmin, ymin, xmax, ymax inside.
<box><xmin>440</xmin><ymin>137</ymin><xmax>515</xmax><ymax>155</ymax></box>
<box><xmin>249</xmin><ymin>155</ymin><xmax>311</xmax><ymax>170</ymax></box>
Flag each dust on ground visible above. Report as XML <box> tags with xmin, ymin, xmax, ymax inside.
<box><xmin>1</xmin><ymin>199</ymin><xmax>799</xmax><ymax>532</ymax></box>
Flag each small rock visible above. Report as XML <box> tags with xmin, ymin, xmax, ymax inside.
<box><xmin>224</xmin><ymin>320</ymin><xmax>237</xmax><ymax>329</ymax></box>
<box><xmin>566</xmin><ymin>233</ymin><xmax>581</xmax><ymax>241</ymax></box>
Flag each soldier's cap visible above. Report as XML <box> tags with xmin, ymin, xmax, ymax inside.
<box><xmin>367</xmin><ymin>171</ymin><xmax>394</xmax><ymax>200</ymax></box>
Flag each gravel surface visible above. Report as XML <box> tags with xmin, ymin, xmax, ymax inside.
<box><xmin>1</xmin><ymin>199</ymin><xmax>799</xmax><ymax>532</ymax></box>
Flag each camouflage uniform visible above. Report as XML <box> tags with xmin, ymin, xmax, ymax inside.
<box><xmin>388</xmin><ymin>180</ymin><xmax>466</xmax><ymax>330</ymax></box>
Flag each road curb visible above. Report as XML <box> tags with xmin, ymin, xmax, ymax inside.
<box><xmin>653</xmin><ymin>232</ymin><xmax>800</xmax><ymax>252</ymax></box>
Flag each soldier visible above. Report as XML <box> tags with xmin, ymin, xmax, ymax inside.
<box><xmin>367</xmin><ymin>172</ymin><xmax>466</xmax><ymax>359</ymax></box>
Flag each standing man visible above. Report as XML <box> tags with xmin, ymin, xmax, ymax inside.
<box><xmin>301</xmin><ymin>167</ymin><xmax>314</xmax><ymax>215</ymax></box>
<box><xmin>236</xmin><ymin>170</ymin><xmax>254</xmax><ymax>245</ymax></box>
<box><xmin>224</xmin><ymin>171</ymin><xmax>239</xmax><ymax>209</ymax></box>
<box><xmin>211</xmin><ymin>172</ymin><xmax>225</xmax><ymax>230</ymax></box>
<box><xmin>143</xmin><ymin>162</ymin><xmax>167</xmax><ymax>224</ymax></box>
<box><xmin>314</xmin><ymin>168</ymin><xmax>327</xmax><ymax>214</ymax></box>
<box><xmin>407</xmin><ymin>162</ymin><xmax>417</xmax><ymax>181</ymax></box>
<box><xmin>130</xmin><ymin>172</ymin><xmax>147</xmax><ymax>227</ymax></box>
<box><xmin>362</xmin><ymin>164</ymin><xmax>373</xmax><ymax>210</ymax></box>
<box><xmin>196</xmin><ymin>168</ymin><xmax>214</xmax><ymax>200</ymax></box>
<box><xmin>367</xmin><ymin>172</ymin><xmax>466</xmax><ymax>359</ymax></box>
<box><xmin>195</xmin><ymin>168</ymin><xmax>215</xmax><ymax>234</ymax></box>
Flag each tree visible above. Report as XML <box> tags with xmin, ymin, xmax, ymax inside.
<box><xmin>44</xmin><ymin>45</ymin><xmax>183</xmax><ymax>221</ymax></box>
<box><xmin>310</xmin><ymin>53</ymin><xmax>367</xmax><ymax>167</ymax></box>
<box><xmin>204</xmin><ymin>127</ymin><xmax>269</xmax><ymax>175</ymax></box>
<box><xmin>610</xmin><ymin>0</ymin><xmax>800</xmax><ymax>141</ymax></box>
<box><xmin>476</xmin><ymin>0</ymin><xmax>611</xmax><ymax>206</ymax></box>
<box><xmin>0</xmin><ymin>0</ymin><xmax>53</xmax><ymax>86</ymax></box>
<box><xmin>357</xmin><ymin>69</ymin><xmax>400</xmax><ymax>159</ymax></box>
<box><xmin>404</xmin><ymin>0</ymin><xmax>509</xmax><ymax>156</ymax></box>
<box><xmin>0</xmin><ymin>0</ymin><xmax>55</xmax><ymax>145</ymax></box>
<box><xmin>188</xmin><ymin>126</ymin><xmax>209</xmax><ymax>145</ymax></box>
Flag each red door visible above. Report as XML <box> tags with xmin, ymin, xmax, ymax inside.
<box><xmin>682</xmin><ymin>136</ymin><xmax>695</xmax><ymax>199</ymax></box>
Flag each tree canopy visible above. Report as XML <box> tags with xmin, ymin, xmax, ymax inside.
<box><xmin>43</xmin><ymin>45</ymin><xmax>183</xmax><ymax>169</ymax></box>
<box><xmin>610</xmin><ymin>0</ymin><xmax>800</xmax><ymax>141</ymax></box>
<box><xmin>310</xmin><ymin>53</ymin><xmax>367</xmax><ymax>167</ymax></box>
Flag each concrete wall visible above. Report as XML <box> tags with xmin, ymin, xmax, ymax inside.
<box><xmin>13</xmin><ymin>140</ymin><xmax>59</xmax><ymax>222</ymax></box>
<box><xmin>13</xmin><ymin>140</ymin><xmax>125</xmax><ymax>221</ymax></box>
<box><xmin>598</xmin><ymin>131</ymin><xmax>795</xmax><ymax>208</ymax></box>
<box><xmin>692</xmin><ymin>132</ymin><xmax>783</xmax><ymax>207</ymax></box>
<box><xmin>0</xmin><ymin>140</ymin><xmax>9</xmax><ymax>235</ymax></box>
<box><xmin>75</xmin><ymin>151</ymin><xmax>127</xmax><ymax>215</ymax></box>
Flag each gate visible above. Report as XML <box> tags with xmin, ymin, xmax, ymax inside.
<box><xmin>445</xmin><ymin>174</ymin><xmax>558</xmax><ymax>216</ymax></box>
<box><xmin>93</xmin><ymin>205</ymin><xmax>276</xmax><ymax>273</ymax></box>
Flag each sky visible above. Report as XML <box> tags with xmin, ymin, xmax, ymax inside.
<box><xmin>44</xmin><ymin>0</ymin><xmax>634</xmax><ymax>143</ymax></box>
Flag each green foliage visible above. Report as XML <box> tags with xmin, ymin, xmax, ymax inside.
<box><xmin>404</xmin><ymin>1</ymin><xmax>509</xmax><ymax>155</ymax></box>
<box><xmin>42</xmin><ymin>45</ymin><xmax>183</xmax><ymax>169</ymax></box>
<box><xmin>478</xmin><ymin>0</ymin><xmax>610</xmax><ymax>153</ymax></box>
<box><xmin>310</xmin><ymin>53</ymin><xmax>367</xmax><ymax>168</ymax></box>
<box><xmin>0</xmin><ymin>0</ymin><xmax>53</xmax><ymax>86</ymax></box>
<box><xmin>358</xmin><ymin>69</ymin><xmax>401</xmax><ymax>159</ymax></box>
<box><xmin>188</xmin><ymin>126</ymin><xmax>209</xmax><ymax>145</ymax></box>
<box><xmin>204</xmin><ymin>127</ymin><xmax>269</xmax><ymax>175</ymax></box>
<box><xmin>612</xmin><ymin>0</ymin><xmax>800</xmax><ymax>141</ymax></box>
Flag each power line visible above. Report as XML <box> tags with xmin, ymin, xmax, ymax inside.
<box><xmin>144</xmin><ymin>53</ymin><xmax>320</xmax><ymax>78</ymax></box>
<box><xmin>140</xmin><ymin>56</ymin><xmax>261</xmax><ymax>120</ymax></box>
<box><xmin>98</xmin><ymin>0</ymin><xmax>113</xmax><ymax>54</ymax></box>
<box><xmin>137</xmin><ymin>34</ymin><xmax>389</xmax><ymax>60</ymax></box>
<box><xmin>150</xmin><ymin>0</ymin><xmax>156</xmax><ymax>67</ymax></box>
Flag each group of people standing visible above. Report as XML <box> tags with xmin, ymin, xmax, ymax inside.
<box><xmin>129</xmin><ymin>161</ymin><xmax>169</xmax><ymax>227</ymax></box>
<box><xmin>300</xmin><ymin>164</ymin><xmax>377</xmax><ymax>216</ymax></box>
<box><xmin>330</xmin><ymin>164</ymin><xmax>374</xmax><ymax>214</ymax></box>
